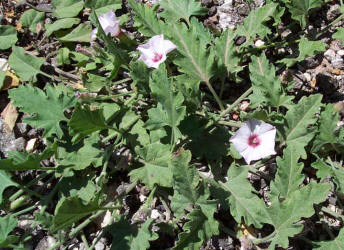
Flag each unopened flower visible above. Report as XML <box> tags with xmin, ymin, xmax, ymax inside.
<box><xmin>230</xmin><ymin>119</ymin><xmax>276</xmax><ymax>164</ymax></box>
<box><xmin>91</xmin><ymin>10</ymin><xmax>121</xmax><ymax>40</ymax></box>
<box><xmin>137</xmin><ymin>34</ymin><xmax>177</xmax><ymax>69</ymax></box>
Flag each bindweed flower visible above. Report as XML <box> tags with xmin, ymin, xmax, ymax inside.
<box><xmin>230</xmin><ymin>119</ymin><xmax>276</xmax><ymax>164</ymax></box>
<box><xmin>137</xmin><ymin>34</ymin><xmax>177</xmax><ymax>69</ymax></box>
<box><xmin>91</xmin><ymin>10</ymin><xmax>121</xmax><ymax>40</ymax></box>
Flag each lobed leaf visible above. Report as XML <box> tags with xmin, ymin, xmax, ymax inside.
<box><xmin>0</xmin><ymin>171</ymin><xmax>17</xmax><ymax>205</ymax></box>
<box><xmin>19</xmin><ymin>9</ymin><xmax>45</xmax><ymax>33</ymax></box>
<box><xmin>0</xmin><ymin>25</ymin><xmax>17</xmax><ymax>50</ymax></box>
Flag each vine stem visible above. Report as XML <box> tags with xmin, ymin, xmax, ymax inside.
<box><xmin>219</xmin><ymin>87</ymin><xmax>253</xmax><ymax>119</ymax></box>
<box><xmin>205</xmin><ymin>80</ymin><xmax>225</xmax><ymax>111</ymax></box>
<box><xmin>316</xmin><ymin>13</ymin><xmax>344</xmax><ymax>39</ymax></box>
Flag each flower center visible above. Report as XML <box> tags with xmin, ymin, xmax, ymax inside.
<box><xmin>152</xmin><ymin>53</ymin><xmax>163</xmax><ymax>63</ymax></box>
<box><xmin>247</xmin><ymin>134</ymin><xmax>261</xmax><ymax>148</ymax></box>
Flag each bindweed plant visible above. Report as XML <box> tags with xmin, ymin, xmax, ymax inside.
<box><xmin>1</xmin><ymin>0</ymin><xmax>344</xmax><ymax>249</ymax></box>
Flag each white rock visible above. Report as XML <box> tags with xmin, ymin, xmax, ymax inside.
<box><xmin>150</xmin><ymin>209</ymin><xmax>161</xmax><ymax>219</ymax></box>
<box><xmin>94</xmin><ymin>241</ymin><xmax>105</xmax><ymax>250</ymax></box>
<box><xmin>254</xmin><ymin>40</ymin><xmax>265</xmax><ymax>48</ymax></box>
<box><xmin>337</xmin><ymin>50</ymin><xmax>344</xmax><ymax>56</ymax></box>
<box><xmin>0</xmin><ymin>58</ymin><xmax>9</xmax><ymax>71</ymax></box>
<box><xmin>324</xmin><ymin>49</ymin><xmax>336</xmax><ymax>61</ymax></box>
<box><xmin>26</xmin><ymin>138</ymin><xmax>37</xmax><ymax>153</ymax></box>
<box><xmin>139</xmin><ymin>194</ymin><xmax>147</xmax><ymax>202</ymax></box>
<box><xmin>303</xmin><ymin>72</ymin><xmax>312</xmax><ymax>82</ymax></box>
<box><xmin>101</xmin><ymin>210</ymin><xmax>112</xmax><ymax>227</ymax></box>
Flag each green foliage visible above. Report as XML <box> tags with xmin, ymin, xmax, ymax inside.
<box><xmin>9</xmin><ymin>84</ymin><xmax>76</xmax><ymax>138</ymax></box>
<box><xmin>69</xmin><ymin>104</ymin><xmax>108</xmax><ymax>143</ymax></box>
<box><xmin>52</xmin><ymin>196</ymin><xmax>99</xmax><ymax>232</ymax></box>
<box><xmin>159</xmin><ymin>0</ymin><xmax>208</xmax><ymax>23</ymax></box>
<box><xmin>19</xmin><ymin>9</ymin><xmax>45</xmax><ymax>33</ymax></box>
<box><xmin>279</xmin><ymin>36</ymin><xmax>326</xmax><ymax>67</ymax></box>
<box><xmin>235</xmin><ymin>3</ymin><xmax>280</xmax><ymax>46</ymax></box>
<box><xmin>286</xmin><ymin>0</ymin><xmax>323</xmax><ymax>28</ymax></box>
<box><xmin>108</xmin><ymin>217</ymin><xmax>158</xmax><ymax>250</ymax></box>
<box><xmin>59</xmin><ymin>23</ymin><xmax>92</xmax><ymax>42</ymax></box>
<box><xmin>0</xmin><ymin>215</ymin><xmax>19</xmax><ymax>247</ymax></box>
<box><xmin>129</xmin><ymin>143</ymin><xmax>173</xmax><ymax>188</ymax></box>
<box><xmin>86</xmin><ymin>0</ymin><xmax>122</xmax><ymax>18</ymax></box>
<box><xmin>280</xmin><ymin>94</ymin><xmax>323</xmax><ymax>159</ymax></box>
<box><xmin>52</xmin><ymin>0</ymin><xmax>84</xmax><ymax>19</ymax></box>
<box><xmin>267</xmin><ymin>182</ymin><xmax>330</xmax><ymax>249</ymax></box>
<box><xmin>249</xmin><ymin>54</ymin><xmax>293</xmax><ymax>108</ymax></box>
<box><xmin>270</xmin><ymin>146</ymin><xmax>304</xmax><ymax>202</ymax></box>
<box><xmin>8</xmin><ymin>46</ymin><xmax>50</xmax><ymax>81</ymax></box>
<box><xmin>0</xmin><ymin>171</ymin><xmax>17</xmax><ymax>205</ymax></box>
<box><xmin>220</xmin><ymin>165</ymin><xmax>270</xmax><ymax>228</ymax></box>
<box><xmin>174</xmin><ymin>208</ymin><xmax>219</xmax><ymax>249</ymax></box>
<box><xmin>333</xmin><ymin>28</ymin><xmax>344</xmax><ymax>44</ymax></box>
<box><xmin>45</xmin><ymin>18</ymin><xmax>81</xmax><ymax>36</ymax></box>
<box><xmin>0</xmin><ymin>25</ymin><xmax>17</xmax><ymax>50</ymax></box>
<box><xmin>128</xmin><ymin>0</ymin><xmax>166</xmax><ymax>37</ymax></box>
<box><xmin>312</xmin><ymin>104</ymin><xmax>344</xmax><ymax>153</ymax></box>
<box><xmin>146</xmin><ymin>66</ymin><xmax>186</xmax><ymax>143</ymax></box>
<box><xmin>0</xmin><ymin>147</ymin><xmax>55</xmax><ymax>171</ymax></box>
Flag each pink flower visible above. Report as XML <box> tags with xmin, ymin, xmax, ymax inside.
<box><xmin>230</xmin><ymin>119</ymin><xmax>276</xmax><ymax>164</ymax></box>
<box><xmin>137</xmin><ymin>34</ymin><xmax>177</xmax><ymax>69</ymax></box>
<box><xmin>91</xmin><ymin>10</ymin><xmax>121</xmax><ymax>40</ymax></box>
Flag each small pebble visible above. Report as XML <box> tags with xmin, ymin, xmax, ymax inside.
<box><xmin>324</xmin><ymin>49</ymin><xmax>336</xmax><ymax>61</ymax></box>
<box><xmin>254</xmin><ymin>39</ymin><xmax>265</xmax><ymax>48</ymax></box>
<box><xmin>16</xmin><ymin>123</ymin><xmax>28</xmax><ymax>135</ymax></box>
<box><xmin>150</xmin><ymin>209</ymin><xmax>161</xmax><ymax>219</ymax></box>
<box><xmin>303</xmin><ymin>72</ymin><xmax>312</xmax><ymax>82</ymax></box>
<box><xmin>26</xmin><ymin>138</ymin><xmax>37</xmax><ymax>153</ymax></box>
<box><xmin>337</xmin><ymin>50</ymin><xmax>344</xmax><ymax>56</ymax></box>
<box><xmin>332</xmin><ymin>56</ymin><xmax>344</xmax><ymax>69</ymax></box>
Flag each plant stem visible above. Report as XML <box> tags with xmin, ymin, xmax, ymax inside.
<box><xmin>11</xmin><ymin>204</ymin><xmax>37</xmax><ymax>217</ymax></box>
<box><xmin>95</xmin><ymin>91</ymin><xmax>135</xmax><ymax>101</ymax></box>
<box><xmin>316</xmin><ymin>13</ymin><xmax>344</xmax><ymax>39</ymax></box>
<box><xmin>111</xmin><ymin>77</ymin><xmax>132</xmax><ymax>87</ymax></box>
<box><xmin>220</xmin><ymin>87</ymin><xmax>253</xmax><ymax>118</ymax></box>
<box><xmin>218</xmin><ymin>120</ymin><xmax>242</xmax><ymax>128</ymax></box>
<box><xmin>205</xmin><ymin>80</ymin><xmax>225</xmax><ymax>111</ymax></box>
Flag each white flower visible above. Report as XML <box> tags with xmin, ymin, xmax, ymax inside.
<box><xmin>91</xmin><ymin>10</ymin><xmax>121</xmax><ymax>40</ymax></box>
<box><xmin>137</xmin><ymin>34</ymin><xmax>177</xmax><ymax>69</ymax></box>
<box><xmin>230</xmin><ymin>119</ymin><xmax>276</xmax><ymax>164</ymax></box>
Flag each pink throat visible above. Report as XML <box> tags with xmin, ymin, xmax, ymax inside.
<box><xmin>247</xmin><ymin>134</ymin><xmax>261</xmax><ymax>148</ymax></box>
<box><xmin>152</xmin><ymin>53</ymin><xmax>163</xmax><ymax>63</ymax></box>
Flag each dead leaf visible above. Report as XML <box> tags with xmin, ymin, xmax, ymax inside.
<box><xmin>5</xmin><ymin>9</ymin><xmax>15</xmax><ymax>18</ymax></box>
<box><xmin>240</xmin><ymin>223</ymin><xmax>257</xmax><ymax>238</ymax></box>
<box><xmin>1</xmin><ymin>101</ymin><xmax>18</xmax><ymax>132</ymax></box>
<box><xmin>1</xmin><ymin>71</ymin><xmax>20</xmax><ymax>90</ymax></box>
<box><xmin>16</xmin><ymin>22</ymin><xmax>23</xmax><ymax>32</ymax></box>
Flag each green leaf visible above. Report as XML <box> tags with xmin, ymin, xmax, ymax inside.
<box><xmin>9</xmin><ymin>84</ymin><xmax>76</xmax><ymax>138</ymax></box>
<box><xmin>52</xmin><ymin>196</ymin><xmax>99</xmax><ymax>232</ymax></box>
<box><xmin>220</xmin><ymin>165</ymin><xmax>270</xmax><ymax>228</ymax></box>
<box><xmin>8</xmin><ymin>46</ymin><xmax>50</xmax><ymax>81</ymax></box>
<box><xmin>170</xmin><ymin>21</ymin><xmax>216</xmax><ymax>83</ymax></box>
<box><xmin>128</xmin><ymin>0</ymin><xmax>166</xmax><ymax>37</ymax></box>
<box><xmin>146</xmin><ymin>66</ymin><xmax>186</xmax><ymax>143</ymax></box>
<box><xmin>129</xmin><ymin>61</ymin><xmax>150</xmax><ymax>95</ymax></box>
<box><xmin>235</xmin><ymin>3</ymin><xmax>280</xmax><ymax>46</ymax></box>
<box><xmin>0</xmin><ymin>25</ymin><xmax>17</xmax><ymax>50</ymax></box>
<box><xmin>249</xmin><ymin>54</ymin><xmax>294</xmax><ymax>108</ymax></box>
<box><xmin>69</xmin><ymin>104</ymin><xmax>108</xmax><ymax>143</ymax></box>
<box><xmin>129</xmin><ymin>143</ymin><xmax>173</xmax><ymax>188</ymax></box>
<box><xmin>0</xmin><ymin>71</ymin><xmax>5</xmax><ymax>89</ymax></box>
<box><xmin>270</xmin><ymin>146</ymin><xmax>304</xmax><ymax>202</ymax></box>
<box><xmin>52</xmin><ymin>0</ymin><xmax>84</xmax><ymax>18</ymax></box>
<box><xmin>279</xmin><ymin>36</ymin><xmax>326</xmax><ymax>67</ymax></box>
<box><xmin>45</xmin><ymin>18</ymin><xmax>80</xmax><ymax>36</ymax></box>
<box><xmin>19</xmin><ymin>9</ymin><xmax>45</xmax><ymax>33</ymax></box>
<box><xmin>215</xmin><ymin>29</ymin><xmax>242</xmax><ymax>76</ymax></box>
<box><xmin>312</xmin><ymin>159</ymin><xmax>344</xmax><ymax>194</ymax></box>
<box><xmin>59</xmin><ymin>23</ymin><xmax>92</xmax><ymax>42</ymax></box>
<box><xmin>86</xmin><ymin>0</ymin><xmax>122</xmax><ymax>23</ymax></box>
<box><xmin>313</xmin><ymin>227</ymin><xmax>344</xmax><ymax>249</ymax></box>
<box><xmin>170</xmin><ymin>150</ymin><xmax>211</xmax><ymax>219</ymax></box>
<box><xmin>333</xmin><ymin>28</ymin><xmax>344</xmax><ymax>45</ymax></box>
<box><xmin>312</xmin><ymin>104</ymin><xmax>344</xmax><ymax>153</ymax></box>
<box><xmin>0</xmin><ymin>147</ymin><xmax>55</xmax><ymax>171</ymax></box>
<box><xmin>0</xmin><ymin>215</ymin><xmax>18</xmax><ymax>247</ymax></box>
<box><xmin>108</xmin><ymin>217</ymin><xmax>158</xmax><ymax>250</ymax></box>
<box><xmin>280</xmin><ymin>94</ymin><xmax>322</xmax><ymax>159</ymax></box>
<box><xmin>174</xmin><ymin>208</ymin><xmax>219</xmax><ymax>250</ymax></box>
<box><xmin>287</xmin><ymin>0</ymin><xmax>323</xmax><ymax>28</ymax></box>
<box><xmin>159</xmin><ymin>0</ymin><xmax>207</xmax><ymax>23</ymax></box>
<box><xmin>57</xmin><ymin>134</ymin><xmax>102</xmax><ymax>175</ymax></box>
<box><xmin>130</xmin><ymin>219</ymin><xmax>159</xmax><ymax>250</ymax></box>
<box><xmin>267</xmin><ymin>181</ymin><xmax>331</xmax><ymax>249</ymax></box>
<box><xmin>0</xmin><ymin>171</ymin><xmax>17</xmax><ymax>205</ymax></box>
